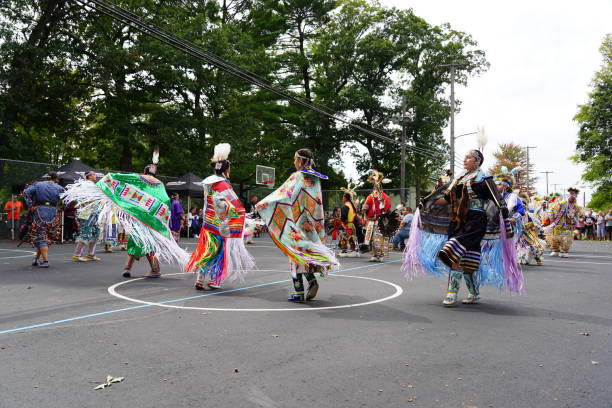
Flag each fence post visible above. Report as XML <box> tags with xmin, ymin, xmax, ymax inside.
<box><xmin>10</xmin><ymin>193</ymin><xmax>15</xmax><ymax>240</ymax></box>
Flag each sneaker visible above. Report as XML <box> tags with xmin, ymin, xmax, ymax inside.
<box><xmin>39</xmin><ymin>261</ymin><xmax>49</xmax><ymax>268</ymax></box>
<box><xmin>559</xmin><ymin>252</ymin><xmax>569</xmax><ymax>258</ymax></box>
<box><xmin>462</xmin><ymin>294</ymin><xmax>481</xmax><ymax>304</ymax></box>
<box><xmin>31</xmin><ymin>258</ymin><xmax>40</xmax><ymax>267</ymax></box>
<box><xmin>442</xmin><ymin>292</ymin><xmax>457</xmax><ymax>307</ymax></box>
<box><xmin>143</xmin><ymin>271</ymin><xmax>161</xmax><ymax>278</ymax></box>
<box><xmin>345</xmin><ymin>251</ymin><xmax>359</xmax><ymax>258</ymax></box>
<box><xmin>122</xmin><ymin>270</ymin><xmax>132</xmax><ymax>278</ymax></box>
<box><xmin>549</xmin><ymin>251</ymin><xmax>559</xmax><ymax>257</ymax></box>
<box><xmin>288</xmin><ymin>292</ymin><xmax>305</xmax><ymax>302</ymax></box>
<box><xmin>76</xmin><ymin>256</ymin><xmax>90</xmax><ymax>262</ymax></box>
<box><xmin>207</xmin><ymin>281</ymin><xmax>221</xmax><ymax>289</ymax></box>
<box><xmin>194</xmin><ymin>283</ymin><xmax>206</xmax><ymax>291</ymax></box>
<box><xmin>72</xmin><ymin>255</ymin><xmax>81</xmax><ymax>261</ymax></box>
<box><xmin>369</xmin><ymin>256</ymin><xmax>378</xmax><ymax>262</ymax></box>
<box><xmin>85</xmin><ymin>255</ymin><xmax>101</xmax><ymax>261</ymax></box>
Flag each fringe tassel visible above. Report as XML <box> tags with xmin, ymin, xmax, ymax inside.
<box><xmin>499</xmin><ymin>214</ymin><xmax>525</xmax><ymax>294</ymax></box>
<box><xmin>62</xmin><ymin>179</ymin><xmax>189</xmax><ymax>268</ymax></box>
<box><xmin>402</xmin><ymin>209</ymin><xmax>449</xmax><ymax>279</ymax></box>
<box><xmin>185</xmin><ymin>230</ymin><xmax>255</xmax><ymax>283</ymax></box>
<box><xmin>269</xmin><ymin>234</ymin><xmax>339</xmax><ymax>276</ymax></box>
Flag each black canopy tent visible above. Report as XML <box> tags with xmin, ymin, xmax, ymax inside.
<box><xmin>165</xmin><ymin>172</ymin><xmax>204</xmax><ymax>198</ymax></box>
<box><xmin>58</xmin><ymin>171</ymin><xmax>82</xmax><ymax>187</ymax></box>
<box><xmin>41</xmin><ymin>159</ymin><xmax>105</xmax><ymax>180</ymax></box>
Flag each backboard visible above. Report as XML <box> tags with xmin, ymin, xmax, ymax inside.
<box><xmin>256</xmin><ymin>165</ymin><xmax>275</xmax><ymax>189</ymax></box>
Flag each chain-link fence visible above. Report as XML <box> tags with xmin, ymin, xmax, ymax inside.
<box><xmin>0</xmin><ymin>158</ymin><xmax>419</xmax><ymax>240</ymax></box>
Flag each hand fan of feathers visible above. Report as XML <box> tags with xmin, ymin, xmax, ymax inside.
<box><xmin>378</xmin><ymin>210</ymin><xmax>400</xmax><ymax>238</ymax></box>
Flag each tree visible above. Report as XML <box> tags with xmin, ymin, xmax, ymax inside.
<box><xmin>310</xmin><ymin>1</ymin><xmax>488</xmax><ymax>196</ymax></box>
<box><xmin>489</xmin><ymin>143</ymin><xmax>537</xmax><ymax>195</ymax></box>
<box><xmin>573</xmin><ymin>34</ymin><xmax>612</xmax><ymax>211</ymax></box>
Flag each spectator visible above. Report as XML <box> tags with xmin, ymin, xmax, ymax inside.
<box><xmin>170</xmin><ymin>193</ymin><xmax>184</xmax><ymax>242</ymax></box>
<box><xmin>4</xmin><ymin>196</ymin><xmax>24</xmax><ymax>239</ymax></box>
<box><xmin>392</xmin><ymin>207</ymin><xmax>413</xmax><ymax>251</ymax></box>
<box><xmin>596</xmin><ymin>211</ymin><xmax>605</xmax><ymax>241</ymax></box>
<box><xmin>188</xmin><ymin>207</ymin><xmax>200</xmax><ymax>238</ymax></box>
<box><xmin>605</xmin><ymin>209</ymin><xmax>612</xmax><ymax>241</ymax></box>
<box><xmin>584</xmin><ymin>210</ymin><xmax>596</xmax><ymax>240</ymax></box>
<box><xmin>63</xmin><ymin>201</ymin><xmax>77</xmax><ymax>242</ymax></box>
<box><xmin>576</xmin><ymin>216</ymin><xmax>585</xmax><ymax>240</ymax></box>
<box><xmin>245</xmin><ymin>195</ymin><xmax>259</xmax><ymax>213</ymax></box>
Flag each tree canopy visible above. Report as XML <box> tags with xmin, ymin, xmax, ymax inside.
<box><xmin>0</xmin><ymin>0</ymin><xmax>488</xmax><ymax>193</ymax></box>
<box><xmin>573</xmin><ymin>34</ymin><xmax>612</xmax><ymax>211</ymax></box>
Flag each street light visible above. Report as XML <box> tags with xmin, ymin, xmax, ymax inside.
<box><xmin>540</xmin><ymin>171</ymin><xmax>553</xmax><ymax>195</ymax></box>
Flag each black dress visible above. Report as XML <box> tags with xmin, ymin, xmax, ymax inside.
<box><xmin>438</xmin><ymin>174</ymin><xmax>495</xmax><ymax>273</ymax></box>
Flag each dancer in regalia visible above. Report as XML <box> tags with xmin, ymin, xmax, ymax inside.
<box><xmin>403</xmin><ymin>149</ymin><xmax>524</xmax><ymax>306</ymax></box>
<box><xmin>72</xmin><ymin>171</ymin><xmax>102</xmax><ymax>262</ymax></box>
<box><xmin>494</xmin><ymin>167</ymin><xmax>525</xmax><ymax>233</ymax></box>
<box><xmin>256</xmin><ymin>148</ymin><xmax>339</xmax><ymax>302</ymax></box>
<box><xmin>337</xmin><ymin>183</ymin><xmax>364</xmax><ymax>258</ymax></box>
<box><xmin>545</xmin><ymin>187</ymin><xmax>581</xmax><ymax>258</ymax></box>
<box><xmin>517</xmin><ymin>193</ymin><xmax>544</xmax><ymax>265</ymax></box>
<box><xmin>185</xmin><ymin>143</ymin><xmax>254</xmax><ymax>290</ymax></box>
<box><xmin>362</xmin><ymin>171</ymin><xmax>393</xmax><ymax>262</ymax></box>
<box><xmin>62</xmin><ymin>149</ymin><xmax>189</xmax><ymax>278</ymax></box>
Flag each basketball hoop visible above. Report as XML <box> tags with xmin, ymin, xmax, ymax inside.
<box><xmin>256</xmin><ymin>165</ymin><xmax>276</xmax><ymax>189</ymax></box>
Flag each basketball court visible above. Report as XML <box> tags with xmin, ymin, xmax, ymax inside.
<box><xmin>1</xmin><ymin>238</ymin><xmax>611</xmax><ymax>407</ymax></box>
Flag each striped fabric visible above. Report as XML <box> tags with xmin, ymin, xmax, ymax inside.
<box><xmin>202</xmin><ymin>180</ymin><xmax>245</xmax><ymax>238</ymax></box>
<box><xmin>459</xmin><ymin>250</ymin><xmax>481</xmax><ymax>273</ymax></box>
<box><xmin>439</xmin><ymin>238</ymin><xmax>466</xmax><ymax>266</ymax></box>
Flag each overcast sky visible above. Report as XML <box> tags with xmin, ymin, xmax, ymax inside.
<box><xmin>348</xmin><ymin>0</ymin><xmax>610</xmax><ymax>204</ymax></box>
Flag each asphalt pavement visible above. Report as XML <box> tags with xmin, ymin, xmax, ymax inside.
<box><xmin>0</xmin><ymin>238</ymin><xmax>611</xmax><ymax>408</ymax></box>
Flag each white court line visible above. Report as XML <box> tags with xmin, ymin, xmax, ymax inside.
<box><xmin>108</xmin><ymin>273</ymin><xmax>403</xmax><ymax>312</ymax></box>
<box><xmin>568</xmin><ymin>254</ymin><xmax>612</xmax><ymax>259</ymax></box>
<box><xmin>546</xmin><ymin>259</ymin><xmax>612</xmax><ymax>266</ymax></box>
<box><xmin>0</xmin><ymin>249</ymin><xmax>36</xmax><ymax>259</ymax></box>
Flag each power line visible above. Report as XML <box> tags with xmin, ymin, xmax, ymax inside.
<box><xmin>74</xmin><ymin>0</ymin><xmax>447</xmax><ymax>164</ymax></box>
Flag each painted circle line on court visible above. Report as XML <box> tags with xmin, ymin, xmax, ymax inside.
<box><xmin>108</xmin><ymin>272</ymin><xmax>403</xmax><ymax>312</ymax></box>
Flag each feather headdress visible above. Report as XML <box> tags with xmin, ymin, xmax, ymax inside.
<box><xmin>367</xmin><ymin>170</ymin><xmax>390</xmax><ymax>194</ymax></box>
<box><xmin>211</xmin><ymin>143</ymin><xmax>231</xmax><ymax>163</ymax></box>
<box><xmin>495</xmin><ymin>166</ymin><xmax>519</xmax><ymax>189</ymax></box>
<box><xmin>340</xmin><ymin>181</ymin><xmax>358</xmax><ymax>202</ymax></box>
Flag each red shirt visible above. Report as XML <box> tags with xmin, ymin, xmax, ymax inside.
<box><xmin>363</xmin><ymin>192</ymin><xmax>391</xmax><ymax>219</ymax></box>
<box><xmin>4</xmin><ymin>200</ymin><xmax>23</xmax><ymax>220</ymax></box>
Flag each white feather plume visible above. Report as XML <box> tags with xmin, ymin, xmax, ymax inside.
<box><xmin>510</xmin><ymin>166</ymin><xmax>522</xmax><ymax>176</ymax></box>
<box><xmin>152</xmin><ymin>145</ymin><xmax>160</xmax><ymax>164</ymax></box>
<box><xmin>477</xmin><ymin>126</ymin><xmax>487</xmax><ymax>152</ymax></box>
<box><xmin>211</xmin><ymin>143</ymin><xmax>231</xmax><ymax>162</ymax></box>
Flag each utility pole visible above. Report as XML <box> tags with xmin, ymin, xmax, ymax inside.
<box><xmin>524</xmin><ymin>146</ymin><xmax>536</xmax><ymax>193</ymax></box>
<box><xmin>552</xmin><ymin>183</ymin><xmax>562</xmax><ymax>194</ymax></box>
<box><xmin>540</xmin><ymin>171</ymin><xmax>553</xmax><ymax>195</ymax></box>
<box><xmin>438</xmin><ymin>62</ymin><xmax>466</xmax><ymax>177</ymax></box>
<box><xmin>449</xmin><ymin>65</ymin><xmax>455</xmax><ymax>178</ymax></box>
<box><xmin>400</xmin><ymin>94</ymin><xmax>407</xmax><ymax>204</ymax></box>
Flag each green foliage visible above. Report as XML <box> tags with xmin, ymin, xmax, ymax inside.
<box><xmin>574</xmin><ymin>34</ymin><xmax>612</xmax><ymax>211</ymax></box>
<box><xmin>0</xmin><ymin>0</ymin><xmax>488</xmax><ymax>195</ymax></box>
